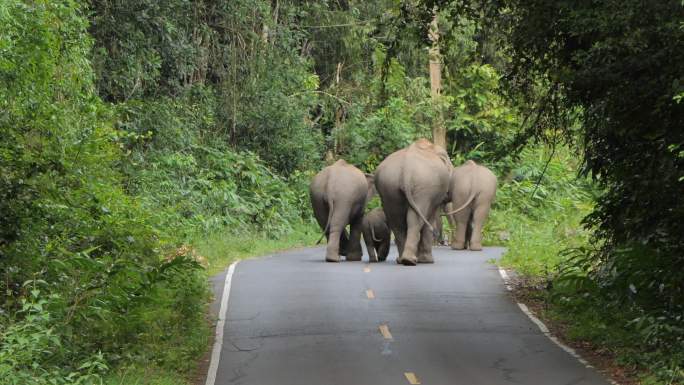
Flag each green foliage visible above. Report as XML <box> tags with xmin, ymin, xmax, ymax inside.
<box><xmin>488</xmin><ymin>146</ymin><xmax>595</xmax><ymax>276</ymax></box>
<box><xmin>497</xmin><ymin>0</ymin><xmax>684</xmax><ymax>305</ymax></box>
<box><xmin>110</xmin><ymin>89</ymin><xmax>313</xmax><ymax>238</ymax></box>
<box><xmin>485</xmin><ymin>1</ymin><xmax>684</xmax><ymax>379</ymax></box>
<box><xmin>131</xmin><ymin>142</ymin><xmax>312</xmax><ymax>238</ymax></box>
<box><xmin>550</xmin><ymin>249</ymin><xmax>684</xmax><ymax>383</ymax></box>
<box><xmin>340</xmin><ymin>52</ymin><xmax>433</xmax><ymax>169</ymax></box>
<box><xmin>444</xmin><ymin>63</ymin><xmax>518</xmax><ymax>158</ymax></box>
<box><xmin>0</xmin><ymin>289</ymin><xmax>108</xmax><ymax>385</ymax></box>
<box><xmin>231</xmin><ymin>52</ymin><xmax>324</xmax><ymax>174</ymax></box>
<box><xmin>491</xmin><ymin>144</ymin><xmax>684</xmax><ymax>382</ymax></box>
<box><xmin>4</xmin><ymin>0</ymin><xmax>681</xmax><ymax>383</ymax></box>
<box><xmin>0</xmin><ymin>2</ymin><xmax>208</xmax><ymax>384</ymax></box>
<box><xmin>195</xmin><ymin>222</ymin><xmax>319</xmax><ymax>275</ymax></box>
<box><xmin>89</xmin><ymin>0</ymin><xmax>324</xmax><ymax>175</ymax></box>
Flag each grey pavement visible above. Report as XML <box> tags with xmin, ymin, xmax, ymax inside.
<box><xmin>210</xmin><ymin>245</ymin><xmax>610</xmax><ymax>385</ymax></box>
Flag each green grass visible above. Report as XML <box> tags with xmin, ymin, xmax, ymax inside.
<box><xmin>486</xmin><ymin>203</ymin><xmax>592</xmax><ymax>277</ymax></box>
<box><xmin>103</xmin><ymin>222</ymin><xmax>319</xmax><ymax>385</ymax></box>
<box><xmin>195</xmin><ymin>222</ymin><xmax>319</xmax><ymax>275</ymax></box>
<box><xmin>104</xmin><ymin>367</ymin><xmax>188</xmax><ymax>385</ymax></box>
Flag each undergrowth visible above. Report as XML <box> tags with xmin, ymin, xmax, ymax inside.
<box><xmin>195</xmin><ymin>222</ymin><xmax>319</xmax><ymax>276</ymax></box>
<box><xmin>489</xmin><ymin>146</ymin><xmax>684</xmax><ymax>383</ymax></box>
<box><xmin>485</xmin><ymin>145</ymin><xmax>595</xmax><ymax>276</ymax></box>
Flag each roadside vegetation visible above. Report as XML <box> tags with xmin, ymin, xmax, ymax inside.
<box><xmin>1</xmin><ymin>1</ymin><xmax>681</xmax><ymax>385</ymax></box>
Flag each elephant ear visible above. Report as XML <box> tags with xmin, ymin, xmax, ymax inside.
<box><xmin>364</xmin><ymin>173</ymin><xmax>376</xmax><ymax>201</ymax></box>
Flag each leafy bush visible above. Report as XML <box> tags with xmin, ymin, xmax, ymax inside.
<box><xmin>102</xmin><ymin>81</ymin><xmax>313</xmax><ymax>240</ymax></box>
<box><xmin>0</xmin><ymin>288</ymin><xmax>107</xmax><ymax>385</ymax></box>
<box><xmin>131</xmin><ymin>143</ymin><xmax>310</xmax><ymax>238</ymax></box>
<box><xmin>488</xmin><ymin>145</ymin><xmax>595</xmax><ymax>276</ymax></box>
<box><xmin>498</xmin><ymin>0</ymin><xmax>684</xmax><ymax>320</ymax></box>
<box><xmin>0</xmin><ymin>2</ymin><xmax>208</xmax><ymax>383</ymax></box>
<box><xmin>89</xmin><ymin>0</ymin><xmax>324</xmax><ymax>176</ymax></box>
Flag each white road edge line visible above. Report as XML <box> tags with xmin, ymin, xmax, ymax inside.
<box><xmin>497</xmin><ymin>266</ymin><xmax>621</xmax><ymax>385</ymax></box>
<box><xmin>205</xmin><ymin>261</ymin><xmax>239</xmax><ymax>385</ymax></box>
<box><xmin>498</xmin><ymin>267</ymin><xmax>513</xmax><ymax>291</ymax></box>
<box><xmin>498</xmin><ymin>267</ymin><xmax>595</xmax><ymax>368</ymax></box>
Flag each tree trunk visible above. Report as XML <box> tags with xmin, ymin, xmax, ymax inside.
<box><xmin>429</xmin><ymin>10</ymin><xmax>446</xmax><ymax>245</ymax></box>
<box><xmin>428</xmin><ymin>11</ymin><xmax>446</xmax><ymax>150</ymax></box>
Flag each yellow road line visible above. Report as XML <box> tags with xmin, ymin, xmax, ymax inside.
<box><xmin>404</xmin><ymin>372</ymin><xmax>421</xmax><ymax>384</ymax></box>
<box><xmin>366</xmin><ymin>289</ymin><xmax>375</xmax><ymax>299</ymax></box>
<box><xmin>363</xmin><ymin>266</ymin><xmax>371</xmax><ymax>273</ymax></box>
<box><xmin>378</xmin><ymin>324</ymin><xmax>393</xmax><ymax>340</ymax></box>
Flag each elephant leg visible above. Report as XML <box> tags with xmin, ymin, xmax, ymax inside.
<box><xmin>346</xmin><ymin>218</ymin><xmax>363</xmax><ymax>261</ymax></box>
<box><xmin>417</xmin><ymin>222</ymin><xmax>434</xmax><ymax>263</ymax></box>
<box><xmin>326</xmin><ymin>226</ymin><xmax>343</xmax><ymax>262</ymax></box>
<box><xmin>386</xmin><ymin>220</ymin><xmax>406</xmax><ymax>260</ymax></box>
<box><xmin>450</xmin><ymin>207</ymin><xmax>471</xmax><ymax>250</ymax></box>
<box><xmin>377</xmin><ymin>238</ymin><xmax>390</xmax><ymax>262</ymax></box>
<box><xmin>325</xmin><ymin>204</ymin><xmax>354</xmax><ymax>262</ymax></box>
<box><xmin>445</xmin><ymin>205</ymin><xmax>456</xmax><ymax>244</ymax></box>
<box><xmin>339</xmin><ymin>228</ymin><xmax>350</xmax><ymax>256</ymax></box>
<box><xmin>469</xmin><ymin>203</ymin><xmax>491</xmax><ymax>251</ymax></box>
<box><xmin>394</xmin><ymin>229</ymin><xmax>406</xmax><ymax>258</ymax></box>
<box><xmin>400</xmin><ymin>209</ymin><xmax>423</xmax><ymax>266</ymax></box>
<box><xmin>363</xmin><ymin>228</ymin><xmax>378</xmax><ymax>262</ymax></box>
<box><xmin>431</xmin><ymin>211</ymin><xmax>444</xmax><ymax>246</ymax></box>
<box><xmin>383</xmin><ymin>208</ymin><xmax>406</xmax><ymax>261</ymax></box>
<box><xmin>465</xmin><ymin>212</ymin><xmax>474</xmax><ymax>249</ymax></box>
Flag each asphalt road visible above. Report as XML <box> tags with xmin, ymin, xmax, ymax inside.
<box><xmin>209</xmin><ymin>246</ymin><xmax>610</xmax><ymax>385</ymax></box>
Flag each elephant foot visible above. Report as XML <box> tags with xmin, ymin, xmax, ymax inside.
<box><xmin>398</xmin><ymin>255</ymin><xmax>417</xmax><ymax>266</ymax></box>
<box><xmin>346</xmin><ymin>251</ymin><xmax>363</xmax><ymax>261</ymax></box>
<box><xmin>450</xmin><ymin>241</ymin><xmax>466</xmax><ymax>250</ymax></box>
<box><xmin>418</xmin><ymin>254</ymin><xmax>434</xmax><ymax>264</ymax></box>
<box><xmin>325</xmin><ymin>253</ymin><xmax>340</xmax><ymax>262</ymax></box>
<box><xmin>469</xmin><ymin>243</ymin><xmax>483</xmax><ymax>251</ymax></box>
<box><xmin>368</xmin><ymin>253</ymin><xmax>379</xmax><ymax>263</ymax></box>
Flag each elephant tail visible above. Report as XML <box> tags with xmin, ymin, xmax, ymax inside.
<box><xmin>442</xmin><ymin>193</ymin><xmax>477</xmax><ymax>216</ymax></box>
<box><xmin>371</xmin><ymin>225</ymin><xmax>381</xmax><ymax>243</ymax></box>
<box><xmin>402</xmin><ymin>174</ymin><xmax>434</xmax><ymax>233</ymax></box>
<box><xmin>316</xmin><ymin>185</ymin><xmax>336</xmax><ymax>245</ymax></box>
<box><xmin>316</xmin><ymin>233</ymin><xmax>326</xmax><ymax>245</ymax></box>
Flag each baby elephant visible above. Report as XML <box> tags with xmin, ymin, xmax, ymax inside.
<box><xmin>362</xmin><ymin>208</ymin><xmax>391</xmax><ymax>262</ymax></box>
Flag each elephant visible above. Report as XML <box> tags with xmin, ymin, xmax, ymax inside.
<box><xmin>310</xmin><ymin>159</ymin><xmax>374</xmax><ymax>262</ymax></box>
<box><xmin>361</xmin><ymin>208</ymin><xmax>391</xmax><ymax>263</ymax></box>
<box><xmin>444</xmin><ymin>160</ymin><xmax>497</xmax><ymax>251</ymax></box>
<box><xmin>374</xmin><ymin>139</ymin><xmax>452</xmax><ymax>266</ymax></box>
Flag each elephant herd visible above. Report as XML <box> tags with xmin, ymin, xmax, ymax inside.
<box><xmin>309</xmin><ymin>139</ymin><xmax>497</xmax><ymax>266</ymax></box>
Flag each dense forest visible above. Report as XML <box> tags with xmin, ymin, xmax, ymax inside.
<box><xmin>0</xmin><ymin>1</ymin><xmax>682</xmax><ymax>384</ymax></box>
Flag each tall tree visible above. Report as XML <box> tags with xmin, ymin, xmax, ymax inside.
<box><xmin>498</xmin><ymin>0</ymin><xmax>684</xmax><ymax>311</ymax></box>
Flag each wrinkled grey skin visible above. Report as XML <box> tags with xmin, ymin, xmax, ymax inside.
<box><xmin>446</xmin><ymin>160</ymin><xmax>497</xmax><ymax>251</ymax></box>
<box><xmin>374</xmin><ymin>139</ymin><xmax>452</xmax><ymax>266</ymax></box>
<box><xmin>361</xmin><ymin>208</ymin><xmax>391</xmax><ymax>262</ymax></box>
<box><xmin>310</xmin><ymin>159</ymin><xmax>374</xmax><ymax>262</ymax></box>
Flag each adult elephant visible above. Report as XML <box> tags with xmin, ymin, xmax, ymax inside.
<box><xmin>374</xmin><ymin>139</ymin><xmax>452</xmax><ymax>265</ymax></box>
<box><xmin>445</xmin><ymin>160</ymin><xmax>497</xmax><ymax>251</ymax></box>
<box><xmin>310</xmin><ymin>159</ymin><xmax>374</xmax><ymax>262</ymax></box>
